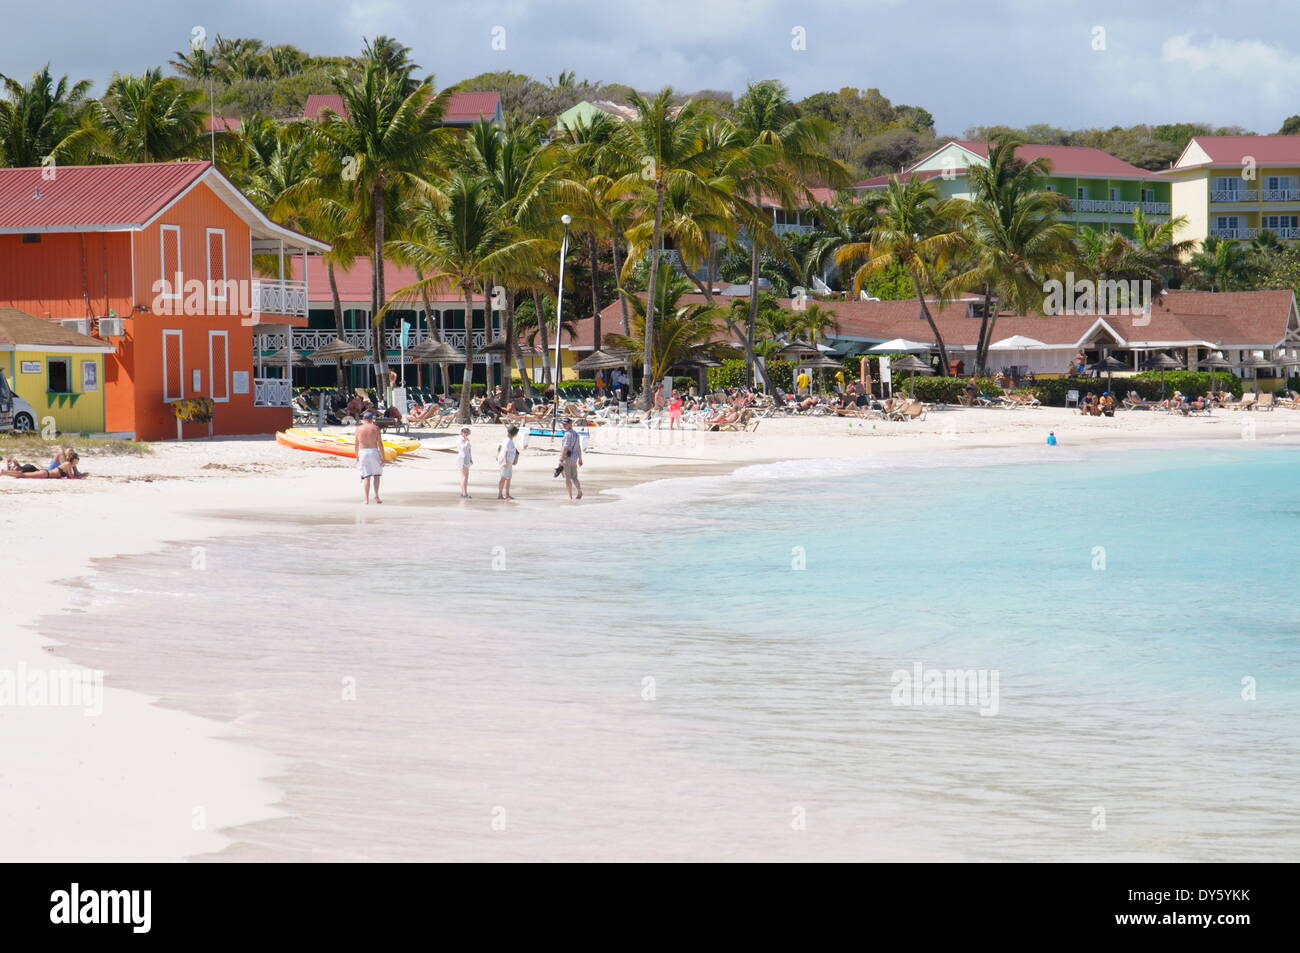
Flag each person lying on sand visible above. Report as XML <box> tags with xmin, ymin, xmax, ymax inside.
<box><xmin>5</xmin><ymin>458</ymin><xmax>39</xmax><ymax>473</ymax></box>
<box><xmin>2</xmin><ymin>452</ymin><xmax>84</xmax><ymax>478</ymax></box>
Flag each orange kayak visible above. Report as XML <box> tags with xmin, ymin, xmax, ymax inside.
<box><xmin>276</xmin><ymin>431</ymin><xmax>398</xmax><ymax>461</ymax></box>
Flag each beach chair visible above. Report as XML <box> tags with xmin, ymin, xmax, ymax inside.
<box><xmin>1064</xmin><ymin>389</ymin><xmax>1080</xmax><ymax>409</ymax></box>
<box><xmin>1223</xmin><ymin>393</ymin><xmax>1256</xmax><ymax>411</ymax></box>
<box><xmin>887</xmin><ymin>400</ymin><xmax>927</xmax><ymax>422</ymax></box>
<box><xmin>1255</xmin><ymin>392</ymin><xmax>1276</xmax><ymax>411</ymax></box>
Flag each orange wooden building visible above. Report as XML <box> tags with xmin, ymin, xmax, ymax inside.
<box><xmin>0</xmin><ymin>161</ymin><xmax>328</xmax><ymax>440</ymax></box>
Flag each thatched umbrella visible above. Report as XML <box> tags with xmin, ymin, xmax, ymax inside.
<box><xmin>571</xmin><ymin>349</ymin><xmax>630</xmax><ymax>373</ymax></box>
<box><xmin>776</xmin><ymin>339</ymin><xmax>820</xmax><ymax>359</ymax></box>
<box><xmin>308</xmin><ymin>337</ymin><xmax>368</xmax><ymax>391</ymax></box>
<box><xmin>1086</xmin><ymin>354</ymin><xmax>1128</xmax><ymax>396</ymax></box>
<box><xmin>408</xmin><ymin>338</ymin><xmax>465</xmax><ymax>398</ymax></box>
<box><xmin>308</xmin><ymin>336</ymin><xmax>367</xmax><ymax>363</ymax></box>
<box><xmin>1141</xmin><ymin>351</ymin><xmax>1182</xmax><ymax>398</ymax></box>
<box><xmin>1198</xmin><ymin>351</ymin><xmax>1231</xmax><ymax>398</ymax></box>
<box><xmin>674</xmin><ymin>353</ymin><xmax>723</xmax><ymax>395</ymax></box>
<box><xmin>890</xmin><ymin>353</ymin><xmax>933</xmax><ymax>397</ymax></box>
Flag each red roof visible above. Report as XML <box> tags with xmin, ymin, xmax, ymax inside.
<box><xmin>0</xmin><ymin>161</ymin><xmax>210</xmax><ymax>231</ymax></box>
<box><xmin>577</xmin><ymin>289</ymin><xmax>1294</xmax><ymax>350</ymax></box>
<box><xmin>854</xmin><ymin>168</ymin><xmax>957</xmax><ymax>189</ymax></box>
<box><xmin>949</xmin><ymin>140</ymin><xmax>1161</xmax><ymax>179</ymax></box>
<box><xmin>300</xmin><ymin>91</ymin><xmax>500</xmax><ymax>124</ymax></box>
<box><xmin>301</xmin><ymin>94</ymin><xmax>347</xmax><ymax>121</ymax></box>
<box><xmin>304</xmin><ymin>256</ymin><xmax>462</xmax><ymax>306</ymax></box>
<box><xmin>1178</xmin><ymin>135</ymin><xmax>1300</xmax><ymax>167</ymax></box>
<box><xmin>442</xmin><ymin>91</ymin><xmax>501</xmax><ymax>123</ymax></box>
<box><xmin>205</xmin><ymin>116</ymin><xmax>242</xmax><ymax>133</ymax></box>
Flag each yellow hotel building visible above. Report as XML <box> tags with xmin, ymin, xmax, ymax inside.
<box><xmin>1166</xmin><ymin>135</ymin><xmax>1300</xmax><ymax>244</ymax></box>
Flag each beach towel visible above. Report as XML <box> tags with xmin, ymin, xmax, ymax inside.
<box><xmin>357</xmin><ymin>447</ymin><xmax>383</xmax><ymax>479</ymax></box>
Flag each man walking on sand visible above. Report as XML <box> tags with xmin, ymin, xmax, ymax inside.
<box><xmin>355</xmin><ymin>411</ymin><xmax>384</xmax><ymax>504</ymax></box>
<box><xmin>560</xmin><ymin>417</ymin><xmax>583</xmax><ymax>500</ymax></box>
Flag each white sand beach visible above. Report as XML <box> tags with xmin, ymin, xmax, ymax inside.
<box><xmin>3</xmin><ymin>406</ymin><xmax>1297</xmax><ymax>861</ymax></box>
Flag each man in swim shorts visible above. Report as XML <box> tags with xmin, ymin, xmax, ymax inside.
<box><xmin>355</xmin><ymin>411</ymin><xmax>383</xmax><ymax>504</ymax></box>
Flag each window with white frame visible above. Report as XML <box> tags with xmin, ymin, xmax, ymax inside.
<box><xmin>206</xmin><ymin>229</ymin><xmax>227</xmax><ymax>301</ymax></box>
<box><xmin>1076</xmin><ymin>186</ymin><xmax>1087</xmax><ymax>201</ymax></box>
<box><xmin>160</xmin><ymin>225</ymin><xmax>181</xmax><ymax>299</ymax></box>
<box><xmin>162</xmin><ymin>330</ymin><xmax>184</xmax><ymax>401</ymax></box>
<box><xmin>1262</xmin><ymin>215</ymin><xmax>1298</xmax><ymax>230</ymax></box>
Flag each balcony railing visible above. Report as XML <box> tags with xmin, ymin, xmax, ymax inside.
<box><xmin>251</xmin><ymin>279</ymin><xmax>308</xmax><ymax>318</ymax></box>
<box><xmin>256</xmin><ymin>328</ymin><xmax>493</xmax><ymax>359</ymax></box>
<box><xmin>773</xmin><ymin>223</ymin><xmax>815</xmax><ymax>235</ymax></box>
<box><xmin>1210</xmin><ymin>188</ymin><xmax>1257</xmax><ymax>203</ymax></box>
<box><xmin>1209</xmin><ymin>226</ymin><xmax>1300</xmax><ymax>240</ymax></box>
<box><xmin>1263</xmin><ymin>188</ymin><xmax>1300</xmax><ymax>201</ymax></box>
<box><xmin>253</xmin><ymin>377</ymin><xmax>292</xmax><ymax>407</ymax></box>
<box><xmin>1209</xmin><ymin>227</ymin><xmax>1257</xmax><ymax>240</ymax></box>
<box><xmin>1068</xmin><ymin>199</ymin><xmax>1170</xmax><ymax>215</ymax></box>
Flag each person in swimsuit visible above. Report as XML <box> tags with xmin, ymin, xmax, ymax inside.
<box><xmin>354</xmin><ymin>411</ymin><xmax>383</xmax><ymax>504</ymax></box>
<box><xmin>2</xmin><ymin>452</ymin><xmax>83</xmax><ymax>479</ymax></box>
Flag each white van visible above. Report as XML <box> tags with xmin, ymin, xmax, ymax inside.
<box><xmin>0</xmin><ymin>370</ymin><xmax>35</xmax><ymax>433</ymax></box>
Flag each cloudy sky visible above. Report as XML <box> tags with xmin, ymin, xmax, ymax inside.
<box><xmin>2</xmin><ymin>0</ymin><xmax>1297</xmax><ymax>134</ymax></box>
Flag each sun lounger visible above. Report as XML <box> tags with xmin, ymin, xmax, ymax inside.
<box><xmin>1223</xmin><ymin>393</ymin><xmax>1256</xmax><ymax>411</ymax></box>
<box><xmin>1255</xmin><ymin>393</ymin><xmax>1276</xmax><ymax>411</ymax></box>
<box><xmin>887</xmin><ymin>400</ymin><xmax>928</xmax><ymax>421</ymax></box>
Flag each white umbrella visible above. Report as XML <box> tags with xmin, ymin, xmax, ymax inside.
<box><xmin>989</xmin><ymin>334</ymin><xmax>1047</xmax><ymax>381</ymax></box>
<box><xmin>868</xmin><ymin>338</ymin><xmax>933</xmax><ymax>353</ymax></box>
<box><xmin>989</xmin><ymin>334</ymin><xmax>1047</xmax><ymax>349</ymax></box>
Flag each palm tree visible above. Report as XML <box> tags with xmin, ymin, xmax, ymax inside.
<box><xmin>605</xmin><ymin>260</ymin><xmax>732</xmax><ymax>384</ymax></box>
<box><xmin>725</xmin><ymin>80</ymin><xmax>850</xmax><ymax>388</ymax></box>
<box><xmin>607</xmin><ymin>88</ymin><xmax>734</xmax><ymax>406</ymax></box>
<box><xmin>1130</xmin><ymin>207</ymin><xmax>1194</xmax><ymax>290</ymax></box>
<box><xmin>1188</xmin><ymin>236</ymin><xmax>1257</xmax><ymax>291</ymax></box>
<box><xmin>0</xmin><ymin>65</ymin><xmax>95</xmax><ymax>167</ymax></box>
<box><xmin>803</xmin><ymin>196</ymin><xmax>881</xmax><ymax>291</ymax></box>
<box><xmin>252</xmin><ymin>123</ymin><xmax>366</xmax><ymax>386</ymax></box>
<box><xmin>386</xmin><ymin>174</ymin><xmax>549</xmax><ymax>422</ymax></box>
<box><xmin>309</xmin><ymin>62</ymin><xmax>450</xmax><ymax>386</ymax></box>
<box><xmin>1074</xmin><ymin>228</ymin><xmax>1161</xmax><ymax>313</ymax></box>
<box><xmin>459</xmin><ymin>118</ymin><xmax>559</xmax><ymax>394</ymax></box>
<box><xmin>553</xmin><ymin>112</ymin><xmax>636</xmax><ymax>346</ymax></box>
<box><xmin>945</xmin><ymin>135</ymin><xmax>1076</xmax><ymax>373</ymax></box>
<box><xmin>837</xmin><ymin>175</ymin><xmax>967</xmax><ymax>375</ymax></box>
<box><xmin>90</xmin><ymin>68</ymin><xmax>206</xmax><ymax>162</ymax></box>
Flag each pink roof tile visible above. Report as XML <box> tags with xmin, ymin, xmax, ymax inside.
<box><xmin>1180</xmin><ymin>135</ymin><xmax>1300</xmax><ymax>167</ymax></box>
<box><xmin>0</xmin><ymin>161</ymin><xmax>210</xmax><ymax>231</ymax></box>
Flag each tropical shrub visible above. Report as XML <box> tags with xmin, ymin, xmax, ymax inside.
<box><xmin>708</xmin><ymin>358</ymin><xmax>794</xmax><ymax>392</ymax></box>
<box><xmin>900</xmin><ymin>376</ymin><xmax>1001</xmax><ymax>403</ymax></box>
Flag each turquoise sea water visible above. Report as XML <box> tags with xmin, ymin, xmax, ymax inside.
<box><xmin>46</xmin><ymin>443</ymin><xmax>1300</xmax><ymax>861</ymax></box>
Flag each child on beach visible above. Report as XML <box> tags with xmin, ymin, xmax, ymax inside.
<box><xmin>457</xmin><ymin>427</ymin><xmax>473</xmax><ymax>499</ymax></box>
<box><xmin>497</xmin><ymin>425</ymin><xmax>520</xmax><ymax>500</ymax></box>
<box><xmin>668</xmin><ymin>392</ymin><xmax>682</xmax><ymax>430</ymax></box>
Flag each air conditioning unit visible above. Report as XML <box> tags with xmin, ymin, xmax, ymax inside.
<box><xmin>98</xmin><ymin>317</ymin><xmax>124</xmax><ymax>337</ymax></box>
<box><xmin>60</xmin><ymin>318</ymin><xmax>91</xmax><ymax>335</ymax></box>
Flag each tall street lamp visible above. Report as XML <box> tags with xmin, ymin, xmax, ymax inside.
<box><xmin>552</xmin><ymin>214</ymin><xmax>572</xmax><ymax>432</ymax></box>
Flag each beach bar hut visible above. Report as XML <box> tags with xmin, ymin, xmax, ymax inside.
<box><xmin>0</xmin><ymin>307</ymin><xmax>115</xmax><ymax>433</ymax></box>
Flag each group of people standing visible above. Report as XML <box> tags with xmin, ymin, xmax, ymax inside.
<box><xmin>352</xmin><ymin>413</ymin><xmax>584</xmax><ymax>504</ymax></box>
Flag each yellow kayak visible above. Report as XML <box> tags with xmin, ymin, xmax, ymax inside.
<box><xmin>277</xmin><ymin>432</ymin><xmax>399</xmax><ymax>461</ymax></box>
<box><xmin>286</xmin><ymin>428</ymin><xmax>420</xmax><ymax>455</ymax></box>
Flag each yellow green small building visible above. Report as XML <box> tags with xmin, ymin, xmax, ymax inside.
<box><xmin>0</xmin><ymin>307</ymin><xmax>115</xmax><ymax>434</ymax></box>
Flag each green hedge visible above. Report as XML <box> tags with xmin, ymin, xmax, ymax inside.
<box><xmin>708</xmin><ymin>358</ymin><xmax>795</xmax><ymax>392</ymax></box>
<box><xmin>896</xmin><ymin>376</ymin><xmax>1001</xmax><ymax>403</ymax></box>
<box><xmin>1025</xmin><ymin>372</ymin><xmax>1242</xmax><ymax>406</ymax></box>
